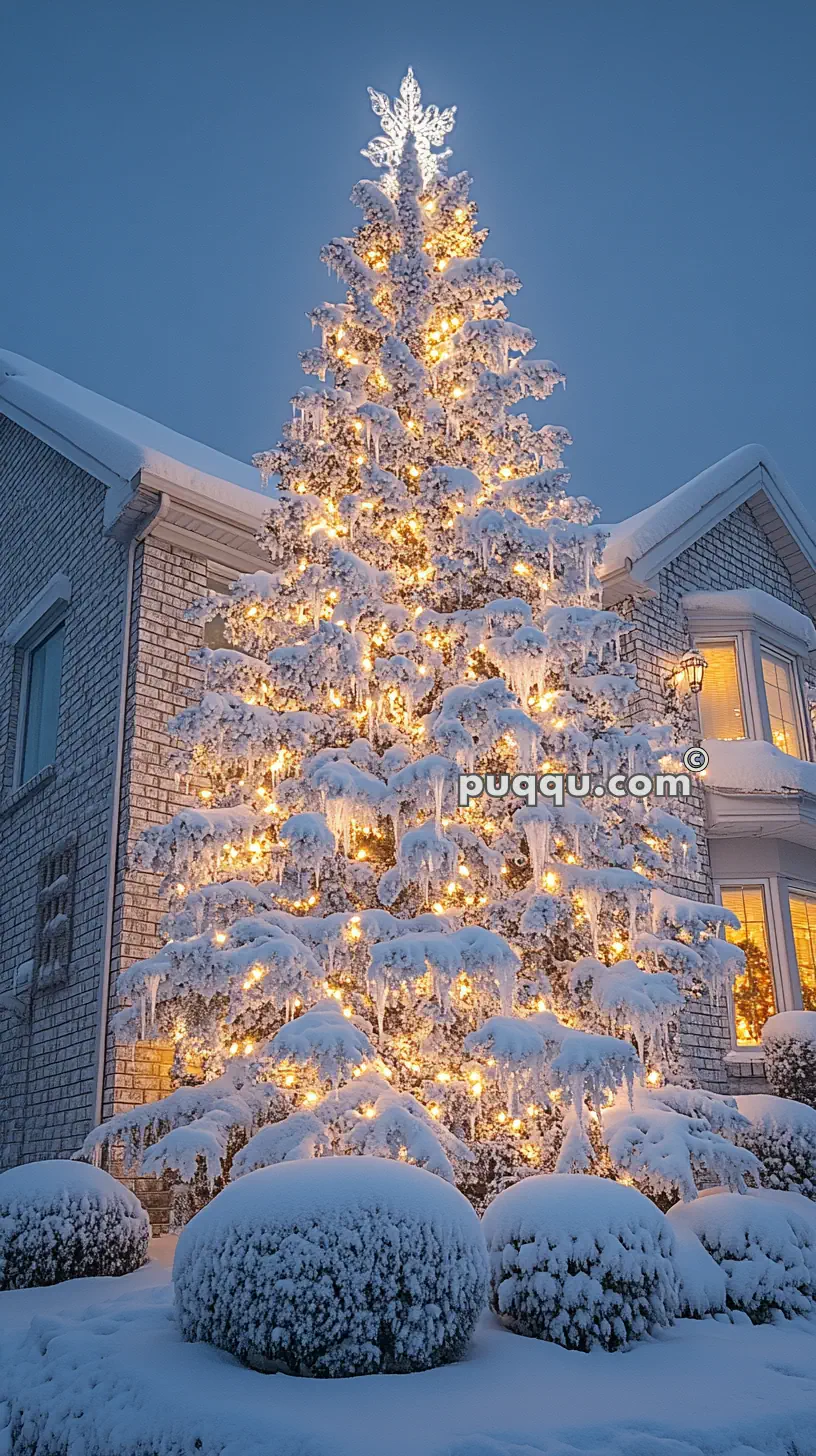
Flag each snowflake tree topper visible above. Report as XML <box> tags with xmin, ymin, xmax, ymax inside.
<box><xmin>362</xmin><ymin>67</ymin><xmax>456</xmax><ymax>194</ymax></box>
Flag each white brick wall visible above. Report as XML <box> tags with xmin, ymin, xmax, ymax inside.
<box><xmin>617</xmin><ymin>500</ymin><xmax>815</xmax><ymax>1092</ymax></box>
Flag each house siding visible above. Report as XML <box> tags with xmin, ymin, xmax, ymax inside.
<box><xmin>617</xmin><ymin>500</ymin><xmax>815</xmax><ymax>1093</ymax></box>
<box><xmin>0</xmin><ymin>419</ymin><xmax>128</xmax><ymax>1166</ymax></box>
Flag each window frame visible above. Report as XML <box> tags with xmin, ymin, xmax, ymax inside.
<box><xmin>755</xmin><ymin>643</ymin><xmax>809</xmax><ymax>760</ymax></box>
<box><xmin>694</xmin><ymin>634</ymin><xmax>754</xmax><ymax>741</ymax></box>
<box><xmin>715</xmin><ymin>876</ymin><xmax>788</xmax><ymax>1051</ymax></box>
<box><xmin>785</xmin><ymin>883</ymin><xmax>816</xmax><ymax>1013</ymax></box>
<box><xmin>693</xmin><ymin>628</ymin><xmax>812</xmax><ymax>760</ymax></box>
<box><xmin>14</xmin><ymin>618</ymin><xmax>66</xmax><ymax>789</ymax></box>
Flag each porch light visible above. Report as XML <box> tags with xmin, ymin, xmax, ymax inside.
<box><xmin>680</xmin><ymin>648</ymin><xmax>707</xmax><ymax>694</ymax></box>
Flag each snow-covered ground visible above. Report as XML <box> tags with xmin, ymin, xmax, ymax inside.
<box><xmin>2</xmin><ymin>1237</ymin><xmax>816</xmax><ymax>1456</ymax></box>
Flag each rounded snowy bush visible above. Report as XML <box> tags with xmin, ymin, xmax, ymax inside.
<box><xmin>0</xmin><ymin>1160</ymin><xmax>149</xmax><ymax>1290</ymax></box>
<box><xmin>762</xmin><ymin>1013</ymin><xmax>816</xmax><ymax>1108</ymax></box>
<box><xmin>734</xmin><ymin>1093</ymin><xmax>816</xmax><ymax>1199</ymax></box>
<box><xmin>481</xmin><ymin>1173</ymin><xmax>680</xmax><ymax>1351</ymax></box>
<box><xmin>173</xmin><ymin>1155</ymin><xmax>487</xmax><ymax>1376</ymax></box>
<box><xmin>668</xmin><ymin>1191</ymin><xmax>816</xmax><ymax>1323</ymax></box>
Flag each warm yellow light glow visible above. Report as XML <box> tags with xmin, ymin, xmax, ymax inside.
<box><xmin>199</xmin><ymin>788</ymin><xmax>212</xmax><ymax>801</ymax></box>
<box><xmin>214</xmin><ymin>931</ymin><xmax>227</xmax><ymax>945</ymax></box>
<box><xmin>304</xmin><ymin>1091</ymin><xmax>319</xmax><ymax>1104</ymax></box>
<box><xmin>356</xmin><ymin>849</ymin><xmax>368</xmax><ymax>860</ymax></box>
<box><xmin>437</xmin><ymin>1070</ymin><xmax>451</xmax><ymax>1083</ymax></box>
<box><xmin>452</xmin><ymin>386</ymin><xmax>463</xmax><ymax>398</ymax></box>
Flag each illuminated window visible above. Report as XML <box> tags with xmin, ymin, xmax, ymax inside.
<box><xmin>790</xmin><ymin>895</ymin><xmax>816</xmax><ymax>1011</ymax></box>
<box><xmin>720</xmin><ymin>885</ymin><xmax>777</xmax><ymax>1045</ymax></box>
<box><xmin>761</xmin><ymin>652</ymin><xmax>802</xmax><ymax>757</ymax></box>
<box><xmin>696</xmin><ymin>642</ymin><xmax>745</xmax><ymax>740</ymax></box>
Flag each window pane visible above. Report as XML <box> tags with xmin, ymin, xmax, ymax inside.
<box><xmin>696</xmin><ymin>642</ymin><xmax>746</xmax><ymax>740</ymax></box>
<box><xmin>721</xmin><ymin>884</ymin><xmax>777</xmax><ymax>1045</ymax></box>
<box><xmin>761</xmin><ymin>653</ymin><xmax>802</xmax><ymax>757</ymax></box>
<box><xmin>21</xmin><ymin>624</ymin><xmax>65</xmax><ymax>784</ymax></box>
<box><xmin>790</xmin><ymin>895</ymin><xmax>816</xmax><ymax>1011</ymax></box>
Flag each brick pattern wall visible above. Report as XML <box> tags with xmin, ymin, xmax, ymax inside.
<box><xmin>617</xmin><ymin>500</ymin><xmax>815</xmax><ymax>1092</ymax></box>
<box><xmin>0</xmin><ymin>420</ymin><xmax>128</xmax><ymax>1165</ymax></box>
<box><xmin>104</xmin><ymin>536</ymin><xmax>208</xmax><ymax>1128</ymax></box>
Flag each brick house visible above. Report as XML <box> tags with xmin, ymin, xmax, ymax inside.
<box><xmin>2</xmin><ymin>351</ymin><xmax>816</xmax><ymax>1175</ymax></box>
<box><xmin>0</xmin><ymin>350</ymin><xmax>269</xmax><ymax>1174</ymax></box>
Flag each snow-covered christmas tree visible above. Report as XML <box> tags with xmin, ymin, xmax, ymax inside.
<box><xmin>80</xmin><ymin>69</ymin><xmax>759</xmax><ymax>1215</ymax></box>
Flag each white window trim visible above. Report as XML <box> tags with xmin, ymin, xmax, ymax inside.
<box><xmin>784</xmin><ymin>881</ymin><xmax>816</xmax><ymax>1013</ymax></box>
<box><xmin>754</xmin><ymin>642</ymin><xmax>811</xmax><ymax>761</ymax></box>
<box><xmin>694</xmin><ymin>629</ymin><xmax>812</xmax><ymax>760</ymax></box>
<box><xmin>684</xmin><ymin>590</ymin><xmax>815</xmax><ymax>760</ymax></box>
<box><xmin>13</xmin><ymin>617</ymin><xmax>66</xmax><ymax>790</ymax></box>
<box><xmin>715</xmin><ymin>873</ymin><xmax>816</xmax><ymax>1053</ymax></box>
<box><xmin>714</xmin><ymin>875</ymin><xmax>791</xmax><ymax>1055</ymax></box>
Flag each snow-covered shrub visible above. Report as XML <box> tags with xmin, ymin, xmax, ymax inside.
<box><xmin>669</xmin><ymin>1222</ymin><xmax>727</xmax><ymax>1317</ymax></box>
<box><xmin>762</xmin><ymin>1012</ymin><xmax>816</xmax><ymax>1108</ymax></box>
<box><xmin>173</xmin><ymin>1155</ymin><xmax>487</xmax><ymax>1376</ymax></box>
<box><xmin>603</xmin><ymin>1088</ymin><xmax>760</xmax><ymax>1207</ymax></box>
<box><xmin>481</xmin><ymin>1173</ymin><xmax>680</xmax><ymax>1350</ymax></box>
<box><xmin>668</xmin><ymin>1191</ymin><xmax>816</xmax><ymax>1323</ymax></box>
<box><xmin>0</xmin><ymin>1160</ymin><xmax>149</xmax><ymax>1290</ymax></box>
<box><xmin>733</xmin><ymin>1093</ymin><xmax>816</xmax><ymax>1200</ymax></box>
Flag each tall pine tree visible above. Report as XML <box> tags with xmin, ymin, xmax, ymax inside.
<box><xmin>81</xmin><ymin>71</ymin><xmax>757</xmax><ymax>1216</ymax></box>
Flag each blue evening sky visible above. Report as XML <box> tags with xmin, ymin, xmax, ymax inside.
<box><xmin>2</xmin><ymin>0</ymin><xmax>814</xmax><ymax>521</ymax></box>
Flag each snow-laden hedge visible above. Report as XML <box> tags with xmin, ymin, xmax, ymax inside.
<box><xmin>481</xmin><ymin>1173</ymin><xmax>680</xmax><ymax>1351</ymax></box>
<box><xmin>668</xmin><ymin>1191</ymin><xmax>816</xmax><ymax>1323</ymax></box>
<box><xmin>734</xmin><ymin>1093</ymin><xmax>816</xmax><ymax>1200</ymax></box>
<box><xmin>762</xmin><ymin>1013</ymin><xmax>816</xmax><ymax>1108</ymax></box>
<box><xmin>173</xmin><ymin>1155</ymin><xmax>487</xmax><ymax>1376</ymax></box>
<box><xmin>0</xmin><ymin>1160</ymin><xmax>149</xmax><ymax>1290</ymax></box>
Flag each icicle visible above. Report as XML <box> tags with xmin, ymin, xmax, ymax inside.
<box><xmin>145</xmin><ymin>974</ymin><xmax>161</xmax><ymax>1029</ymax></box>
<box><xmin>627</xmin><ymin>889</ymin><xmax>640</xmax><ymax>943</ymax></box>
<box><xmin>522</xmin><ymin>815</ymin><xmax>551</xmax><ymax>888</ymax></box>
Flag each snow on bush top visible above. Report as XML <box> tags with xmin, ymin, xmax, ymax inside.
<box><xmin>177</xmin><ymin>1151</ymin><xmax>478</xmax><ymax>1243</ymax></box>
<box><xmin>733</xmin><ymin>1093</ymin><xmax>816</xmax><ymax>1200</ymax></box>
<box><xmin>482</xmin><ymin>1173</ymin><xmax>680</xmax><ymax>1350</ymax></box>
<box><xmin>0</xmin><ymin>1160</ymin><xmax>149</xmax><ymax>1290</ymax></box>
<box><xmin>173</xmin><ymin>1155</ymin><xmax>487</xmax><ymax>1376</ymax></box>
<box><xmin>762</xmin><ymin>1012</ymin><xmax>816</xmax><ymax>1045</ymax></box>
<box><xmin>668</xmin><ymin>1191</ymin><xmax>816</xmax><ymax>1322</ymax></box>
<box><xmin>736</xmin><ymin>1093</ymin><xmax>816</xmax><ymax>1138</ymax></box>
<box><xmin>0</xmin><ymin>1158</ymin><xmax>145</xmax><ymax>1214</ymax></box>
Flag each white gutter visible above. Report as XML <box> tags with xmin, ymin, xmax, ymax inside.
<box><xmin>92</xmin><ymin>492</ymin><xmax>169</xmax><ymax>1126</ymax></box>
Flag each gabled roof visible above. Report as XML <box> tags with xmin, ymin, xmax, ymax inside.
<box><xmin>0</xmin><ymin>347</ymin><xmax>268</xmax><ymax>503</ymax></box>
<box><xmin>0</xmin><ymin>348</ymin><xmax>273</xmax><ymax>570</ymax></box>
<box><xmin>598</xmin><ymin>445</ymin><xmax>816</xmax><ymax>618</ymax></box>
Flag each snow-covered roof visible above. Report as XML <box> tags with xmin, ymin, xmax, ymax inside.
<box><xmin>599</xmin><ymin>446</ymin><xmax>816</xmax><ymax>619</ymax></box>
<box><xmin>0</xmin><ymin>348</ymin><xmax>266</xmax><ymax>505</ymax></box>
